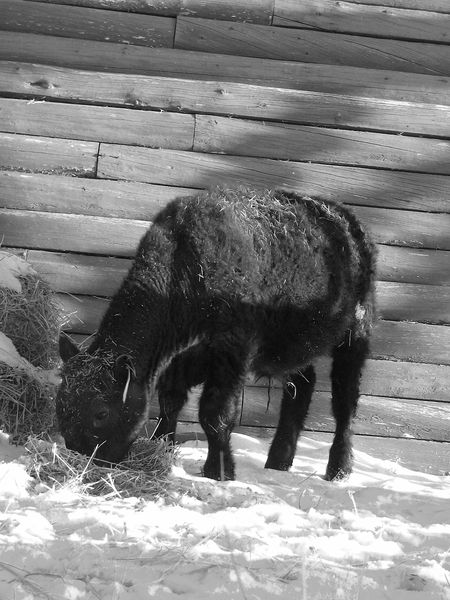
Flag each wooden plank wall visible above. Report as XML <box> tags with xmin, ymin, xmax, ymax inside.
<box><xmin>1</xmin><ymin>0</ymin><xmax>449</xmax><ymax>471</ymax></box>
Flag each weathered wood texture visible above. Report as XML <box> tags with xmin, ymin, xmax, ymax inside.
<box><xmin>273</xmin><ymin>0</ymin><xmax>450</xmax><ymax>43</ymax></box>
<box><xmin>24</xmin><ymin>0</ymin><xmax>274</xmax><ymax>22</ymax></box>
<box><xmin>1</xmin><ymin>0</ymin><xmax>449</xmax><ymax>450</ymax></box>
<box><xmin>3</xmin><ymin>160</ymin><xmax>450</xmax><ymax>214</ymax></box>
<box><xmin>0</xmin><ymin>98</ymin><xmax>195</xmax><ymax>149</ymax></box>
<box><xmin>96</xmin><ymin>146</ymin><xmax>450</xmax><ymax>216</ymax></box>
<box><xmin>3</xmin><ymin>62</ymin><xmax>450</xmax><ymax>137</ymax></box>
<box><xmin>0</xmin><ymin>133</ymin><xmax>98</xmax><ymax>175</ymax></box>
<box><xmin>242</xmin><ymin>389</ymin><xmax>450</xmax><ymax>441</ymax></box>
<box><xmin>340</xmin><ymin>1</ymin><xmax>450</xmax><ymax>12</ymax></box>
<box><xmin>194</xmin><ymin>115</ymin><xmax>450</xmax><ymax>173</ymax></box>
<box><xmin>0</xmin><ymin>172</ymin><xmax>197</xmax><ymax>219</ymax></box>
<box><xmin>2</xmin><ymin>33</ymin><xmax>450</xmax><ymax>104</ymax></box>
<box><xmin>1</xmin><ymin>0</ymin><xmax>175</xmax><ymax>46</ymax></box>
<box><xmin>175</xmin><ymin>17</ymin><xmax>450</xmax><ymax>75</ymax></box>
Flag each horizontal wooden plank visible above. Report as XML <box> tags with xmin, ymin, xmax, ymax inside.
<box><xmin>0</xmin><ymin>172</ymin><xmax>197</xmax><ymax>219</ymax></box>
<box><xmin>177</xmin><ymin>424</ymin><xmax>450</xmax><ymax>476</ymax></box>
<box><xmin>180</xmin><ymin>0</ymin><xmax>274</xmax><ymax>23</ymax></box>
<box><xmin>57</xmin><ymin>295</ymin><xmax>450</xmax><ymax>401</ymax></box>
<box><xmin>351</xmin><ymin>205</ymin><xmax>450</xmax><ymax>250</ymax></box>
<box><xmin>1</xmin><ymin>0</ymin><xmax>175</xmax><ymax>46</ymax></box>
<box><xmin>273</xmin><ymin>0</ymin><xmax>450</xmax><ymax>43</ymax></box>
<box><xmin>377</xmin><ymin>246</ymin><xmax>450</xmax><ymax>286</ymax></box>
<box><xmin>3</xmin><ymin>62</ymin><xmax>450</xmax><ymax>137</ymax></box>
<box><xmin>0</xmin><ymin>132</ymin><xmax>98</xmax><ymax>175</ymax></box>
<box><xmin>194</xmin><ymin>115</ymin><xmax>450</xmax><ymax>174</ymax></box>
<box><xmin>98</xmin><ymin>147</ymin><xmax>450</xmax><ymax>213</ymax></box>
<box><xmin>0</xmin><ymin>209</ymin><xmax>149</xmax><ymax>256</ymax></box>
<box><xmin>370</xmin><ymin>319</ymin><xmax>450</xmax><ymax>365</ymax></box>
<box><xmin>2</xmin><ymin>33</ymin><xmax>450</xmax><ymax>104</ymax></box>
<box><xmin>23</xmin><ymin>0</ymin><xmax>274</xmax><ymax>22</ymax></box>
<box><xmin>241</xmin><ymin>388</ymin><xmax>450</xmax><ymax>442</ymax></box>
<box><xmin>175</xmin><ymin>16</ymin><xmax>450</xmax><ymax>75</ymax></box>
<box><xmin>0</xmin><ymin>98</ymin><xmax>195</xmax><ymax>149</ymax></box>
<box><xmin>341</xmin><ymin>1</ymin><xmax>450</xmax><ymax>13</ymax></box>
<box><xmin>377</xmin><ymin>281</ymin><xmax>450</xmax><ymax>324</ymax></box>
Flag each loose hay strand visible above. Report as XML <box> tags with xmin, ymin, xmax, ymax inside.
<box><xmin>25</xmin><ymin>436</ymin><xmax>176</xmax><ymax>498</ymax></box>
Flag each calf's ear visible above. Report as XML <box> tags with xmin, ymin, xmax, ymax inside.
<box><xmin>59</xmin><ymin>333</ymin><xmax>80</xmax><ymax>362</ymax></box>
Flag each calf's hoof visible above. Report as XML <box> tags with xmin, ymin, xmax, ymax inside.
<box><xmin>203</xmin><ymin>454</ymin><xmax>235</xmax><ymax>481</ymax></box>
<box><xmin>264</xmin><ymin>459</ymin><xmax>291</xmax><ymax>471</ymax></box>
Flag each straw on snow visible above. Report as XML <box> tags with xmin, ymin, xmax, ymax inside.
<box><xmin>25</xmin><ymin>435</ymin><xmax>176</xmax><ymax>498</ymax></box>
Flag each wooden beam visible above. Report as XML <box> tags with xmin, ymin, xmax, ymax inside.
<box><xmin>273</xmin><ymin>0</ymin><xmax>450</xmax><ymax>43</ymax></box>
<box><xmin>194</xmin><ymin>115</ymin><xmax>450</xmax><ymax>174</ymax></box>
<box><xmin>23</xmin><ymin>0</ymin><xmax>274</xmax><ymax>22</ymax></box>
<box><xmin>0</xmin><ymin>132</ymin><xmax>98</xmax><ymax>175</ymax></box>
<box><xmin>0</xmin><ymin>209</ymin><xmax>149</xmax><ymax>256</ymax></box>
<box><xmin>350</xmin><ymin>206</ymin><xmax>450</xmax><ymax>251</ymax></box>
<box><xmin>0</xmin><ymin>172</ymin><xmax>197</xmax><ymax>219</ymax></box>
<box><xmin>241</xmin><ymin>388</ymin><xmax>450</xmax><ymax>441</ymax></box>
<box><xmin>180</xmin><ymin>0</ymin><xmax>274</xmax><ymax>23</ymax></box>
<box><xmin>1</xmin><ymin>0</ymin><xmax>175</xmax><ymax>46</ymax></box>
<box><xmin>377</xmin><ymin>246</ymin><xmax>450</xmax><ymax>286</ymax></box>
<box><xmin>0</xmin><ymin>98</ymin><xmax>195</xmax><ymax>149</ymax></box>
<box><xmin>97</xmin><ymin>147</ymin><xmax>450</xmax><ymax>213</ymax></box>
<box><xmin>2</xmin><ymin>61</ymin><xmax>450</xmax><ymax>137</ymax></box>
<box><xmin>2</xmin><ymin>33</ymin><xmax>450</xmax><ymax>104</ymax></box>
<box><xmin>371</xmin><ymin>320</ymin><xmax>450</xmax><ymax>365</ymax></box>
<box><xmin>175</xmin><ymin>16</ymin><xmax>450</xmax><ymax>75</ymax></box>
<box><xmin>377</xmin><ymin>281</ymin><xmax>450</xmax><ymax>324</ymax></box>
<box><xmin>340</xmin><ymin>1</ymin><xmax>450</xmax><ymax>13</ymax></box>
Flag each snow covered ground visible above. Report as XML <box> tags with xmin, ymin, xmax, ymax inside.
<box><xmin>0</xmin><ymin>431</ymin><xmax>449</xmax><ymax>600</ymax></box>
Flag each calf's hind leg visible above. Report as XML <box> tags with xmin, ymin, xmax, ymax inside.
<box><xmin>326</xmin><ymin>327</ymin><xmax>370</xmax><ymax>481</ymax></box>
<box><xmin>265</xmin><ymin>365</ymin><xmax>316</xmax><ymax>471</ymax></box>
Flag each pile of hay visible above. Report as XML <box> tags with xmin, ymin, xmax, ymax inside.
<box><xmin>0</xmin><ymin>251</ymin><xmax>64</xmax><ymax>443</ymax></box>
<box><xmin>25</xmin><ymin>435</ymin><xmax>175</xmax><ymax>498</ymax></box>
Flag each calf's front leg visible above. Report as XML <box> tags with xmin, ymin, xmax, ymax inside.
<box><xmin>199</xmin><ymin>347</ymin><xmax>248</xmax><ymax>481</ymax></box>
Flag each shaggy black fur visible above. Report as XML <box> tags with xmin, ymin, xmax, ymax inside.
<box><xmin>57</xmin><ymin>187</ymin><xmax>376</xmax><ymax>481</ymax></box>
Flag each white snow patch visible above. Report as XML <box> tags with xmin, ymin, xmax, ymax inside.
<box><xmin>0</xmin><ymin>251</ymin><xmax>36</xmax><ymax>292</ymax></box>
<box><xmin>0</xmin><ymin>433</ymin><xmax>448</xmax><ymax>599</ymax></box>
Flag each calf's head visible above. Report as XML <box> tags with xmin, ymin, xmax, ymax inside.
<box><xmin>56</xmin><ymin>335</ymin><xmax>147</xmax><ymax>464</ymax></box>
